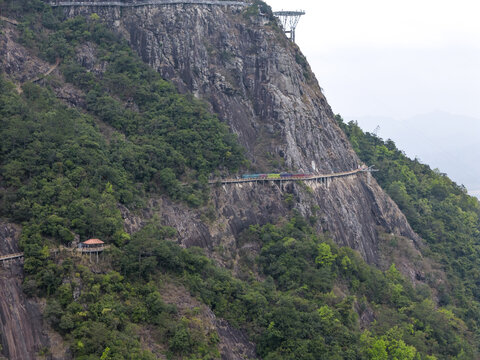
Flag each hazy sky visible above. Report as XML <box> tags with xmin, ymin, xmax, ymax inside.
<box><xmin>268</xmin><ymin>0</ymin><xmax>480</xmax><ymax>120</ymax></box>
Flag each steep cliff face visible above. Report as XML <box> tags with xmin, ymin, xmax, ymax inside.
<box><xmin>60</xmin><ymin>1</ymin><xmax>420</xmax><ymax>264</ymax></box>
<box><xmin>0</xmin><ymin>222</ymin><xmax>48</xmax><ymax>360</ymax></box>
<box><xmin>66</xmin><ymin>2</ymin><xmax>357</xmax><ymax>173</ymax></box>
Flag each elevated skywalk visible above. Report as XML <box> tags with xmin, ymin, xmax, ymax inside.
<box><xmin>49</xmin><ymin>0</ymin><xmax>248</xmax><ymax>7</ymax></box>
<box><xmin>0</xmin><ymin>253</ymin><xmax>24</xmax><ymax>262</ymax></box>
<box><xmin>0</xmin><ymin>245</ymin><xmax>110</xmax><ymax>264</ymax></box>
<box><xmin>209</xmin><ymin>166</ymin><xmax>374</xmax><ymax>185</ymax></box>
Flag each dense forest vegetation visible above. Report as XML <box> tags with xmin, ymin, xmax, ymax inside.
<box><xmin>337</xmin><ymin>115</ymin><xmax>480</xmax><ymax>356</ymax></box>
<box><xmin>27</xmin><ymin>213</ymin><xmax>480</xmax><ymax>359</ymax></box>
<box><xmin>1</xmin><ymin>0</ymin><xmax>480</xmax><ymax>358</ymax></box>
<box><xmin>1</xmin><ymin>0</ymin><xmax>244</xmax><ymax>243</ymax></box>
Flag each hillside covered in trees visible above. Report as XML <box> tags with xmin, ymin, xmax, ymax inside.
<box><xmin>0</xmin><ymin>0</ymin><xmax>480</xmax><ymax>359</ymax></box>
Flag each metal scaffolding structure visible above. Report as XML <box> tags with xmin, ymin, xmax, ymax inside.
<box><xmin>273</xmin><ymin>10</ymin><xmax>305</xmax><ymax>43</ymax></box>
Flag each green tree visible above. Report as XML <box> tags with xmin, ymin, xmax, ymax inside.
<box><xmin>315</xmin><ymin>243</ymin><xmax>337</xmax><ymax>267</ymax></box>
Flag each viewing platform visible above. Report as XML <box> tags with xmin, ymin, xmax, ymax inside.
<box><xmin>77</xmin><ymin>238</ymin><xmax>109</xmax><ymax>262</ymax></box>
<box><xmin>77</xmin><ymin>245</ymin><xmax>110</xmax><ymax>253</ymax></box>
<box><xmin>1</xmin><ymin>239</ymin><xmax>111</xmax><ymax>266</ymax></box>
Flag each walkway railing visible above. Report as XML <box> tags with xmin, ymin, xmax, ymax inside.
<box><xmin>0</xmin><ymin>245</ymin><xmax>111</xmax><ymax>263</ymax></box>
<box><xmin>209</xmin><ymin>167</ymin><xmax>370</xmax><ymax>185</ymax></box>
<box><xmin>0</xmin><ymin>253</ymin><xmax>24</xmax><ymax>262</ymax></box>
<box><xmin>77</xmin><ymin>245</ymin><xmax>110</xmax><ymax>253</ymax></box>
<box><xmin>49</xmin><ymin>0</ymin><xmax>248</xmax><ymax>7</ymax></box>
<box><xmin>1</xmin><ymin>166</ymin><xmax>376</xmax><ymax>262</ymax></box>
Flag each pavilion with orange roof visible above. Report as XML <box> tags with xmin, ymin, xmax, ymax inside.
<box><xmin>79</xmin><ymin>238</ymin><xmax>104</xmax><ymax>249</ymax></box>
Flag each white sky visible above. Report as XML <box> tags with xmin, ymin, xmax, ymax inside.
<box><xmin>267</xmin><ymin>0</ymin><xmax>480</xmax><ymax>119</ymax></box>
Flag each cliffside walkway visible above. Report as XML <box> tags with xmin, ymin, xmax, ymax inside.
<box><xmin>49</xmin><ymin>0</ymin><xmax>248</xmax><ymax>7</ymax></box>
<box><xmin>12</xmin><ymin>58</ymin><xmax>61</xmax><ymax>94</ymax></box>
<box><xmin>0</xmin><ymin>253</ymin><xmax>24</xmax><ymax>262</ymax></box>
<box><xmin>31</xmin><ymin>58</ymin><xmax>61</xmax><ymax>84</ymax></box>
<box><xmin>209</xmin><ymin>166</ymin><xmax>375</xmax><ymax>185</ymax></box>
<box><xmin>0</xmin><ymin>245</ymin><xmax>110</xmax><ymax>264</ymax></box>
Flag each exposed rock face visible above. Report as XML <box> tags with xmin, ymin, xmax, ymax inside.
<box><xmin>60</xmin><ymin>2</ymin><xmax>422</xmax><ymax>263</ymax></box>
<box><xmin>0</xmin><ymin>222</ymin><xmax>48</xmax><ymax>360</ymax></box>
<box><xmin>65</xmin><ymin>2</ymin><xmax>358</xmax><ymax>173</ymax></box>
<box><xmin>123</xmin><ymin>172</ymin><xmax>418</xmax><ymax>266</ymax></box>
<box><xmin>0</xmin><ymin>26</ymin><xmax>50</xmax><ymax>84</ymax></box>
<box><xmin>0</xmin><ymin>23</ymin><xmax>85</xmax><ymax>107</ymax></box>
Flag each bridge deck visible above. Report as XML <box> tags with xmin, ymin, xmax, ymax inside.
<box><xmin>0</xmin><ymin>245</ymin><xmax>111</xmax><ymax>263</ymax></box>
<box><xmin>209</xmin><ymin>168</ymin><xmax>363</xmax><ymax>185</ymax></box>
<box><xmin>0</xmin><ymin>253</ymin><xmax>24</xmax><ymax>262</ymax></box>
<box><xmin>50</xmin><ymin>0</ymin><xmax>248</xmax><ymax>7</ymax></box>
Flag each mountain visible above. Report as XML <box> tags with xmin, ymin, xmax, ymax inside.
<box><xmin>352</xmin><ymin>112</ymin><xmax>480</xmax><ymax>198</ymax></box>
<box><xmin>62</xmin><ymin>0</ymin><xmax>419</xmax><ymax>261</ymax></box>
<box><xmin>0</xmin><ymin>0</ymin><xmax>479</xmax><ymax>359</ymax></box>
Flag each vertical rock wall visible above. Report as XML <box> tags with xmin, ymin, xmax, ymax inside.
<box><xmin>64</xmin><ymin>3</ymin><xmax>357</xmax><ymax>172</ymax></box>
<box><xmin>0</xmin><ymin>222</ymin><xmax>48</xmax><ymax>360</ymax></box>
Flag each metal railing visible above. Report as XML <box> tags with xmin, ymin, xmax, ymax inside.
<box><xmin>49</xmin><ymin>0</ymin><xmax>248</xmax><ymax>7</ymax></box>
<box><xmin>209</xmin><ymin>167</ymin><xmax>370</xmax><ymax>185</ymax></box>
<box><xmin>0</xmin><ymin>245</ymin><xmax>111</xmax><ymax>263</ymax></box>
<box><xmin>0</xmin><ymin>252</ymin><xmax>24</xmax><ymax>262</ymax></box>
<box><xmin>77</xmin><ymin>245</ymin><xmax>110</xmax><ymax>253</ymax></box>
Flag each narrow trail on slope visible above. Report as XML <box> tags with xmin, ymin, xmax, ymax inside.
<box><xmin>15</xmin><ymin>58</ymin><xmax>61</xmax><ymax>94</ymax></box>
<box><xmin>30</xmin><ymin>58</ymin><xmax>61</xmax><ymax>83</ymax></box>
<box><xmin>1</xmin><ymin>14</ymin><xmax>61</xmax><ymax>94</ymax></box>
<box><xmin>0</xmin><ymin>16</ymin><xmax>19</xmax><ymax>25</ymax></box>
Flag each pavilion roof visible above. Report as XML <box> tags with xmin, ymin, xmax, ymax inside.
<box><xmin>83</xmin><ymin>238</ymin><xmax>104</xmax><ymax>245</ymax></box>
